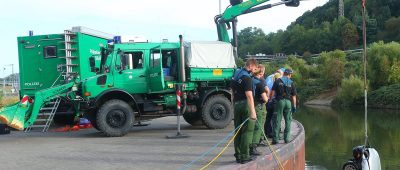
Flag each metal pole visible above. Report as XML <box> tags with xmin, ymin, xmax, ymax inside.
<box><xmin>179</xmin><ymin>35</ymin><xmax>186</xmax><ymax>83</ymax></box>
<box><xmin>11</xmin><ymin>64</ymin><xmax>15</xmax><ymax>93</ymax></box>
<box><xmin>219</xmin><ymin>0</ymin><xmax>222</xmax><ymax>14</ymax></box>
<box><xmin>166</xmin><ymin>84</ymin><xmax>189</xmax><ymax>139</ymax></box>
<box><xmin>362</xmin><ymin>1</ymin><xmax>368</xmax><ymax>147</ymax></box>
<box><xmin>2</xmin><ymin>67</ymin><xmax>5</xmax><ymax>96</ymax></box>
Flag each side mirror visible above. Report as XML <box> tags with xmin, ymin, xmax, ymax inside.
<box><xmin>89</xmin><ymin>57</ymin><xmax>99</xmax><ymax>72</ymax></box>
<box><xmin>285</xmin><ymin>0</ymin><xmax>300</xmax><ymax>7</ymax></box>
<box><xmin>230</xmin><ymin>0</ymin><xmax>243</xmax><ymax>6</ymax></box>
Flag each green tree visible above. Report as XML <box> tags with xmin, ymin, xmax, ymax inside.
<box><xmin>368</xmin><ymin>41</ymin><xmax>400</xmax><ymax>89</ymax></box>
<box><xmin>336</xmin><ymin>75</ymin><xmax>364</xmax><ymax>106</ymax></box>
<box><xmin>389</xmin><ymin>60</ymin><xmax>400</xmax><ymax>84</ymax></box>
<box><xmin>319</xmin><ymin>50</ymin><xmax>346</xmax><ymax>88</ymax></box>
<box><xmin>378</xmin><ymin>17</ymin><xmax>400</xmax><ymax>42</ymax></box>
<box><xmin>342</xmin><ymin>23</ymin><xmax>359</xmax><ymax>49</ymax></box>
<box><xmin>237</xmin><ymin>27</ymin><xmax>270</xmax><ymax>58</ymax></box>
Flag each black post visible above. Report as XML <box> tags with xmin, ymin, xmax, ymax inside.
<box><xmin>232</xmin><ymin>18</ymin><xmax>239</xmax><ymax>59</ymax></box>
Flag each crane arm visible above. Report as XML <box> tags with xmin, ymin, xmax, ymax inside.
<box><xmin>215</xmin><ymin>0</ymin><xmax>300</xmax><ymax>56</ymax></box>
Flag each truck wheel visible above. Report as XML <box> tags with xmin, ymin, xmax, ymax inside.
<box><xmin>183</xmin><ymin>112</ymin><xmax>204</xmax><ymax>126</ymax></box>
<box><xmin>201</xmin><ymin>95</ymin><xmax>233</xmax><ymax>129</ymax></box>
<box><xmin>96</xmin><ymin>99</ymin><xmax>134</xmax><ymax>137</ymax></box>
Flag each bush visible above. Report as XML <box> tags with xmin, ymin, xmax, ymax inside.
<box><xmin>389</xmin><ymin>60</ymin><xmax>400</xmax><ymax>84</ymax></box>
<box><xmin>318</xmin><ymin>50</ymin><xmax>346</xmax><ymax>88</ymax></box>
<box><xmin>236</xmin><ymin>57</ymin><xmax>245</xmax><ymax>67</ymax></box>
<box><xmin>368</xmin><ymin>84</ymin><xmax>400</xmax><ymax>107</ymax></box>
<box><xmin>335</xmin><ymin>75</ymin><xmax>365</xmax><ymax>106</ymax></box>
<box><xmin>368</xmin><ymin>41</ymin><xmax>400</xmax><ymax>89</ymax></box>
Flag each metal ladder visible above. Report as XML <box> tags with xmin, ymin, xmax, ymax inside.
<box><xmin>25</xmin><ymin>97</ymin><xmax>61</xmax><ymax>132</ymax></box>
<box><xmin>63</xmin><ymin>30</ymin><xmax>78</xmax><ymax>81</ymax></box>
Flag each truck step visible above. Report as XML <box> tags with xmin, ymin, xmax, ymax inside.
<box><xmin>40</xmin><ymin>107</ymin><xmax>55</xmax><ymax>111</ymax></box>
<box><xmin>35</xmin><ymin>119</ymin><xmax>48</xmax><ymax>122</ymax></box>
<box><xmin>66</xmin><ymin>64</ymin><xmax>78</xmax><ymax>67</ymax></box>
<box><xmin>29</xmin><ymin>125</ymin><xmax>47</xmax><ymax>128</ymax></box>
<box><xmin>39</xmin><ymin>112</ymin><xmax>52</xmax><ymax>116</ymax></box>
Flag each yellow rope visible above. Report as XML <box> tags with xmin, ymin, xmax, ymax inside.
<box><xmin>257</xmin><ymin>119</ymin><xmax>284</xmax><ymax>170</ymax></box>
<box><xmin>199</xmin><ymin>122</ymin><xmax>244</xmax><ymax>170</ymax></box>
<box><xmin>199</xmin><ymin>118</ymin><xmax>285</xmax><ymax>170</ymax></box>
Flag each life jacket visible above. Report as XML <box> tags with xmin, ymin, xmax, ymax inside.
<box><xmin>253</xmin><ymin>77</ymin><xmax>265</xmax><ymax>101</ymax></box>
<box><xmin>276</xmin><ymin>76</ymin><xmax>293</xmax><ymax>99</ymax></box>
<box><xmin>232</xmin><ymin>68</ymin><xmax>253</xmax><ymax>97</ymax></box>
<box><xmin>232</xmin><ymin>68</ymin><xmax>251</xmax><ymax>84</ymax></box>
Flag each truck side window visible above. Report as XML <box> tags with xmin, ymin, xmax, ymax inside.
<box><xmin>44</xmin><ymin>46</ymin><xmax>57</xmax><ymax>58</ymax></box>
<box><xmin>150</xmin><ymin>50</ymin><xmax>161</xmax><ymax>68</ymax></box>
<box><xmin>162</xmin><ymin>50</ymin><xmax>178</xmax><ymax>77</ymax></box>
<box><xmin>118</xmin><ymin>51</ymin><xmax>144</xmax><ymax>69</ymax></box>
<box><xmin>131</xmin><ymin>52</ymin><xmax>143</xmax><ymax>69</ymax></box>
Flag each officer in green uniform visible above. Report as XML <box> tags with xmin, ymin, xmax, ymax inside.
<box><xmin>250</xmin><ymin>65</ymin><xmax>268</xmax><ymax>156</ymax></box>
<box><xmin>271</xmin><ymin>69</ymin><xmax>297</xmax><ymax>144</ymax></box>
<box><xmin>231</xmin><ymin>59</ymin><xmax>258</xmax><ymax>164</ymax></box>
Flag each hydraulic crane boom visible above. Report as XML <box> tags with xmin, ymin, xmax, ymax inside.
<box><xmin>215</xmin><ymin>0</ymin><xmax>300</xmax><ymax>57</ymax></box>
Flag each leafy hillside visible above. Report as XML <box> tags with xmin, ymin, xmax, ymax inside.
<box><xmin>237</xmin><ymin>0</ymin><xmax>400</xmax><ymax>57</ymax></box>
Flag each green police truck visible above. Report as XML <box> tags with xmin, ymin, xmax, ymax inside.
<box><xmin>0</xmin><ymin>0</ymin><xmax>300</xmax><ymax>137</ymax></box>
<box><xmin>0</xmin><ymin>27</ymin><xmax>236</xmax><ymax>136</ymax></box>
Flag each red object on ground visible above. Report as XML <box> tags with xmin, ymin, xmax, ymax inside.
<box><xmin>70</xmin><ymin>125</ymin><xmax>80</xmax><ymax>131</ymax></box>
<box><xmin>51</xmin><ymin>125</ymin><xmax>71</xmax><ymax>132</ymax></box>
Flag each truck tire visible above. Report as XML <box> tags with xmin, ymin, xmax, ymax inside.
<box><xmin>96</xmin><ymin>99</ymin><xmax>134</xmax><ymax>137</ymax></box>
<box><xmin>201</xmin><ymin>95</ymin><xmax>233</xmax><ymax>129</ymax></box>
<box><xmin>183</xmin><ymin>112</ymin><xmax>204</xmax><ymax>126</ymax></box>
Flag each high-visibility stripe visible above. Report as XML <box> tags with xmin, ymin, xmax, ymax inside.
<box><xmin>177</xmin><ymin>90</ymin><xmax>181</xmax><ymax>110</ymax></box>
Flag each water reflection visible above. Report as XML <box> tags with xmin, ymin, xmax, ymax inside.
<box><xmin>296</xmin><ymin>105</ymin><xmax>400</xmax><ymax>170</ymax></box>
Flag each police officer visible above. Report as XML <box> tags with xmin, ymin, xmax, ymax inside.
<box><xmin>264</xmin><ymin>69</ymin><xmax>283</xmax><ymax>138</ymax></box>
<box><xmin>232</xmin><ymin>58</ymin><xmax>258</xmax><ymax>164</ymax></box>
<box><xmin>250</xmin><ymin>65</ymin><xmax>268</xmax><ymax>156</ymax></box>
<box><xmin>271</xmin><ymin>69</ymin><xmax>297</xmax><ymax>144</ymax></box>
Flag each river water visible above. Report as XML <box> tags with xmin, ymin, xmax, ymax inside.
<box><xmin>295</xmin><ymin>105</ymin><xmax>400</xmax><ymax>170</ymax></box>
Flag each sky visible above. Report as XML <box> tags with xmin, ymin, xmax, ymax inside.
<box><xmin>0</xmin><ymin>0</ymin><xmax>328</xmax><ymax>77</ymax></box>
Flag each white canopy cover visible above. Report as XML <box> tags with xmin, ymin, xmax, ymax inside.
<box><xmin>184</xmin><ymin>41</ymin><xmax>236</xmax><ymax>68</ymax></box>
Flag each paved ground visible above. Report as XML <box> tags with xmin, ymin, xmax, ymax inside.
<box><xmin>0</xmin><ymin>117</ymin><xmax>300</xmax><ymax>170</ymax></box>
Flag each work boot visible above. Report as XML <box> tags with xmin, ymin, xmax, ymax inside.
<box><xmin>258</xmin><ymin>140</ymin><xmax>268</xmax><ymax>147</ymax></box>
<box><xmin>240</xmin><ymin>155</ymin><xmax>257</xmax><ymax>164</ymax></box>
<box><xmin>250</xmin><ymin>144</ymin><xmax>262</xmax><ymax>156</ymax></box>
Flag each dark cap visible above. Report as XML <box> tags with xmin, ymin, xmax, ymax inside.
<box><xmin>284</xmin><ymin>69</ymin><xmax>293</xmax><ymax>75</ymax></box>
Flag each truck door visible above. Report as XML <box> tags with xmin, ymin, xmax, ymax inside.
<box><xmin>148</xmin><ymin>49</ymin><xmax>165</xmax><ymax>92</ymax></box>
<box><xmin>113</xmin><ymin>50</ymin><xmax>148</xmax><ymax>93</ymax></box>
